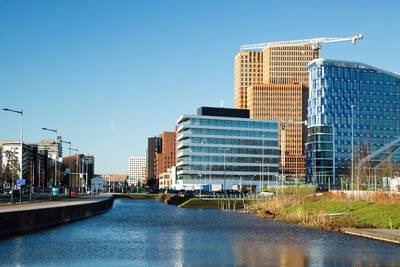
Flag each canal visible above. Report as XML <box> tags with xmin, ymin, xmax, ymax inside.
<box><xmin>0</xmin><ymin>199</ymin><xmax>400</xmax><ymax>266</ymax></box>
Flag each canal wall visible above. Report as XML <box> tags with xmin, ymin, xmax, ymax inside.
<box><xmin>0</xmin><ymin>196</ymin><xmax>114</xmax><ymax>239</ymax></box>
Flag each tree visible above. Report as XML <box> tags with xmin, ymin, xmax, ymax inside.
<box><xmin>2</xmin><ymin>150</ymin><xmax>19</xmax><ymax>188</ymax></box>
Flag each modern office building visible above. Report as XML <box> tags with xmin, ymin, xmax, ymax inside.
<box><xmin>176</xmin><ymin>107</ymin><xmax>279</xmax><ymax>191</ymax></box>
<box><xmin>28</xmin><ymin>137</ymin><xmax>63</xmax><ymax>158</ymax></box>
<box><xmin>234</xmin><ymin>51</ymin><xmax>263</xmax><ymax>109</ymax></box>
<box><xmin>156</xmin><ymin>131</ymin><xmax>177</xmax><ymax>180</ymax></box>
<box><xmin>128</xmin><ymin>156</ymin><xmax>146</xmax><ymax>185</ymax></box>
<box><xmin>247</xmin><ymin>83</ymin><xmax>308</xmax><ymax>179</ymax></box>
<box><xmin>306</xmin><ymin>58</ymin><xmax>400</xmax><ymax>185</ymax></box>
<box><xmin>263</xmin><ymin>45</ymin><xmax>318</xmax><ymax>86</ymax></box>
<box><xmin>146</xmin><ymin>136</ymin><xmax>162</xmax><ymax>186</ymax></box>
<box><xmin>84</xmin><ymin>154</ymin><xmax>95</xmax><ymax>180</ymax></box>
<box><xmin>1</xmin><ymin>141</ymin><xmax>56</xmax><ymax>188</ymax></box>
<box><xmin>235</xmin><ymin>41</ymin><xmax>319</xmax><ymax>180</ymax></box>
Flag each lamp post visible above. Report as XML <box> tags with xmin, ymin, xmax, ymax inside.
<box><xmin>70</xmin><ymin>148</ymin><xmax>78</xmax><ymax>192</ymax></box>
<box><xmin>218</xmin><ymin>148</ymin><xmax>229</xmax><ymax>190</ymax></box>
<box><xmin>69</xmin><ymin>149</ymin><xmax>78</xmax><ymax>195</ymax></box>
<box><xmin>42</xmin><ymin>128</ymin><xmax>58</xmax><ymax>187</ymax></box>
<box><xmin>61</xmin><ymin>140</ymin><xmax>72</xmax><ymax>194</ymax></box>
<box><xmin>256</xmin><ymin>160</ymin><xmax>262</xmax><ymax>192</ymax></box>
<box><xmin>351</xmin><ymin>104</ymin><xmax>356</xmax><ymax>191</ymax></box>
<box><xmin>3</xmin><ymin>108</ymin><xmax>23</xmax><ymax>203</ymax></box>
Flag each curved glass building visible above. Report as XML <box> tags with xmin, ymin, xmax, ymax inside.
<box><xmin>306</xmin><ymin>59</ymin><xmax>400</xmax><ymax>185</ymax></box>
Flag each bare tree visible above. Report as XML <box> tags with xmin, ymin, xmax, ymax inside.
<box><xmin>3</xmin><ymin>150</ymin><xmax>19</xmax><ymax>189</ymax></box>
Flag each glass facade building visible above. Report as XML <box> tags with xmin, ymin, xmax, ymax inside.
<box><xmin>306</xmin><ymin>58</ymin><xmax>400</xmax><ymax>184</ymax></box>
<box><xmin>176</xmin><ymin>107</ymin><xmax>279</xmax><ymax>191</ymax></box>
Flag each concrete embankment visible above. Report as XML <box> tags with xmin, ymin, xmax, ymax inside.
<box><xmin>342</xmin><ymin>228</ymin><xmax>400</xmax><ymax>245</ymax></box>
<box><xmin>0</xmin><ymin>195</ymin><xmax>114</xmax><ymax>239</ymax></box>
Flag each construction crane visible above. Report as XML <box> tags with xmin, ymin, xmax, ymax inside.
<box><xmin>240</xmin><ymin>34</ymin><xmax>364</xmax><ymax>51</ymax></box>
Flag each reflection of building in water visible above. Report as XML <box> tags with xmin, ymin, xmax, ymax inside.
<box><xmin>234</xmin><ymin>241</ymin><xmax>308</xmax><ymax>266</ymax></box>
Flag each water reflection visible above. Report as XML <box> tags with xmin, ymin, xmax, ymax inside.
<box><xmin>234</xmin><ymin>242</ymin><xmax>308</xmax><ymax>266</ymax></box>
<box><xmin>0</xmin><ymin>199</ymin><xmax>399</xmax><ymax>266</ymax></box>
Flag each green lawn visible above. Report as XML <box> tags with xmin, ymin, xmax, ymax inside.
<box><xmin>283</xmin><ymin>200</ymin><xmax>400</xmax><ymax>228</ymax></box>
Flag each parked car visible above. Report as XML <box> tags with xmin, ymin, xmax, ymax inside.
<box><xmin>259</xmin><ymin>190</ymin><xmax>275</xmax><ymax>197</ymax></box>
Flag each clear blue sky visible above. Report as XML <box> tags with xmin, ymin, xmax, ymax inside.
<box><xmin>0</xmin><ymin>0</ymin><xmax>399</xmax><ymax>174</ymax></box>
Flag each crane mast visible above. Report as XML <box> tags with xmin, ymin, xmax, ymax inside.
<box><xmin>240</xmin><ymin>34</ymin><xmax>363</xmax><ymax>51</ymax></box>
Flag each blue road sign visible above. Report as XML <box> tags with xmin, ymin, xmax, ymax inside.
<box><xmin>16</xmin><ymin>179</ymin><xmax>26</xmax><ymax>185</ymax></box>
<box><xmin>66</xmin><ymin>168</ymin><xmax>71</xmax><ymax>174</ymax></box>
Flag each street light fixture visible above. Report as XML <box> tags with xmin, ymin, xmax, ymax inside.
<box><xmin>351</xmin><ymin>104</ymin><xmax>356</xmax><ymax>191</ymax></box>
<box><xmin>3</xmin><ymin>108</ymin><xmax>23</xmax><ymax>203</ymax></box>
<box><xmin>61</xmin><ymin>140</ymin><xmax>72</xmax><ymax>192</ymax></box>
<box><xmin>218</xmin><ymin>148</ymin><xmax>230</xmax><ymax>190</ymax></box>
<box><xmin>42</xmin><ymin>127</ymin><xmax>58</xmax><ymax>187</ymax></box>
<box><xmin>70</xmin><ymin>148</ymin><xmax>78</xmax><ymax>192</ymax></box>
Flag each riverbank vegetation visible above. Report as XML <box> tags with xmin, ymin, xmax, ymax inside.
<box><xmin>113</xmin><ymin>193</ymin><xmax>158</xmax><ymax>199</ymax></box>
<box><xmin>250</xmin><ymin>194</ymin><xmax>400</xmax><ymax>231</ymax></box>
<box><xmin>156</xmin><ymin>193</ymin><xmax>190</xmax><ymax>205</ymax></box>
<box><xmin>179</xmin><ymin>198</ymin><xmax>258</xmax><ymax>209</ymax></box>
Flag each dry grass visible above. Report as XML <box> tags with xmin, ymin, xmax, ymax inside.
<box><xmin>249</xmin><ymin>194</ymin><xmax>379</xmax><ymax>231</ymax></box>
<box><xmin>326</xmin><ymin>191</ymin><xmax>400</xmax><ymax>203</ymax></box>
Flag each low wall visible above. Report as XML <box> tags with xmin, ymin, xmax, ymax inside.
<box><xmin>0</xmin><ymin>196</ymin><xmax>114</xmax><ymax>239</ymax></box>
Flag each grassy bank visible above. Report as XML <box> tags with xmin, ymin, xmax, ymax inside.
<box><xmin>250</xmin><ymin>194</ymin><xmax>400</xmax><ymax>231</ymax></box>
<box><xmin>284</xmin><ymin>200</ymin><xmax>400</xmax><ymax>229</ymax></box>
<box><xmin>113</xmin><ymin>193</ymin><xmax>158</xmax><ymax>199</ymax></box>
<box><xmin>266</xmin><ymin>186</ymin><xmax>316</xmax><ymax>195</ymax></box>
<box><xmin>179</xmin><ymin>198</ymin><xmax>258</xmax><ymax>209</ymax></box>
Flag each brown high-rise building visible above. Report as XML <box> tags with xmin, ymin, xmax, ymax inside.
<box><xmin>156</xmin><ymin>131</ymin><xmax>176</xmax><ymax>181</ymax></box>
<box><xmin>146</xmin><ymin>136</ymin><xmax>162</xmax><ymax>186</ymax></box>
<box><xmin>235</xmin><ymin>41</ymin><xmax>319</xmax><ymax>179</ymax></box>
<box><xmin>234</xmin><ymin>51</ymin><xmax>263</xmax><ymax>109</ymax></box>
<box><xmin>263</xmin><ymin>45</ymin><xmax>318</xmax><ymax>85</ymax></box>
<box><xmin>247</xmin><ymin>84</ymin><xmax>308</xmax><ymax>178</ymax></box>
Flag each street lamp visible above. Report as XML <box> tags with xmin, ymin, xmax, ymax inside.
<box><xmin>218</xmin><ymin>148</ymin><xmax>229</xmax><ymax>190</ymax></box>
<box><xmin>3</xmin><ymin>108</ymin><xmax>23</xmax><ymax>203</ymax></box>
<box><xmin>42</xmin><ymin>127</ymin><xmax>58</xmax><ymax>187</ymax></box>
<box><xmin>70</xmin><ymin>148</ymin><xmax>78</xmax><ymax>192</ymax></box>
<box><xmin>61</xmin><ymin>140</ymin><xmax>72</xmax><ymax>193</ymax></box>
<box><xmin>256</xmin><ymin>160</ymin><xmax>262</xmax><ymax>192</ymax></box>
<box><xmin>351</xmin><ymin>104</ymin><xmax>356</xmax><ymax>191</ymax></box>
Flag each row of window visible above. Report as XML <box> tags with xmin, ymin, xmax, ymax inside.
<box><xmin>178</xmin><ymin>155</ymin><xmax>278</xmax><ymax>164</ymax></box>
<box><xmin>181</xmin><ymin>118</ymin><xmax>278</xmax><ymax>130</ymax></box>
<box><xmin>180</xmin><ymin>137</ymin><xmax>278</xmax><ymax>147</ymax></box>
<box><xmin>179</xmin><ymin>146</ymin><xmax>279</xmax><ymax>156</ymax></box>
<box><xmin>184</xmin><ymin>128</ymin><xmax>278</xmax><ymax>139</ymax></box>
<box><xmin>177</xmin><ymin>165</ymin><xmax>279</xmax><ymax>173</ymax></box>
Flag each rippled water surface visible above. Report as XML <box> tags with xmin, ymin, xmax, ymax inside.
<box><xmin>0</xmin><ymin>199</ymin><xmax>400</xmax><ymax>266</ymax></box>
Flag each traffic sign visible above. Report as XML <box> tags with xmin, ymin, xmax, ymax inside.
<box><xmin>16</xmin><ymin>179</ymin><xmax>26</xmax><ymax>185</ymax></box>
<box><xmin>66</xmin><ymin>168</ymin><xmax>71</xmax><ymax>174</ymax></box>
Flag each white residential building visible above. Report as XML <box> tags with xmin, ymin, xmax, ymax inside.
<box><xmin>128</xmin><ymin>156</ymin><xmax>146</xmax><ymax>185</ymax></box>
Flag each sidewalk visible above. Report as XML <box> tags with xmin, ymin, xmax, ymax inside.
<box><xmin>342</xmin><ymin>228</ymin><xmax>400</xmax><ymax>245</ymax></box>
<box><xmin>0</xmin><ymin>195</ymin><xmax>112</xmax><ymax>214</ymax></box>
